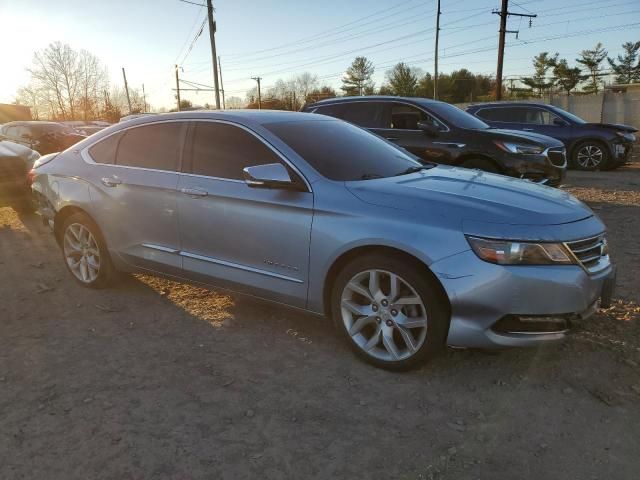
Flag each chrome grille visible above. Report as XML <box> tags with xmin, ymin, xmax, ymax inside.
<box><xmin>565</xmin><ymin>234</ymin><xmax>609</xmax><ymax>274</ymax></box>
<box><xmin>547</xmin><ymin>147</ymin><xmax>567</xmax><ymax>167</ymax></box>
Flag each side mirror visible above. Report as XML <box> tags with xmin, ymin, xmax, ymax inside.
<box><xmin>553</xmin><ymin>118</ymin><xmax>568</xmax><ymax>127</ymax></box>
<box><xmin>21</xmin><ymin>133</ymin><xmax>32</xmax><ymax>140</ymax></box>
<box><xmin>243</xmin><ymin>163</ymin><xmax>298</xmax><ymax>190</ymax></box>
<box><xmin>417</xmin><ymin>120</ymin><xmax>441</xmax><ymax>136</ymax></box>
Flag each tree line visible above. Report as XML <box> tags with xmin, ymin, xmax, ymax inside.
<box><xmin>15</xmin><ymin>42</ymin><xmax>147</xmax><ymax>122</ymax></box>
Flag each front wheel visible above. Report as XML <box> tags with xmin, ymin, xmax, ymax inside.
<box><xmin>61</xmin><ymin>212</ymin><xmax>116</xmax><ymax>288</ymax></box>
<box><xmin>331</xmin><ymin>254</ymin><xmax>449</xmax><ymax>371</ymax></box>
<box><xmin>572</xmin><ymin>141</ymin><xmax>610</xmax><ymax>171</ymax></box>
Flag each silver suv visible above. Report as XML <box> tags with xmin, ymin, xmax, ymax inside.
<box><xmin>32</xmin><ymin>111</ymin><xmax>616</xmax><ymax>370</ymax></box>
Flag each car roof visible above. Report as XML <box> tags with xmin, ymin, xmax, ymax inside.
<box><xmin>117</xmin><ymin>110</ymin><xmax>332</xmax><ymax>128</ymax></box>
<box><xmin>467</xmin><ymin>102</ymin><xmax>553</xmax><ymax>109</ymax></box>
<box><xmin>2</xmin><ymin>120</ymin><xmax>64</xmax><ymax>127</ymax></box>
<box><xmin>307</xmin><ymin>95</ymin><xmax>444</xmax><ymax>107</ymax></box>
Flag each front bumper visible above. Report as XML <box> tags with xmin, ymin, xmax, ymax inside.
<box><xmin>611</xmin><ymin>140</ymin><xmax>634</xmax><ymax>165</ymax></box>
<box><xmin>431</xmin><ymin>250</ymin><xmax>615</xmax><ymax>348</ymax></box>
<box><xmin>502</xmin><ymin>149</ymin><xmax>566</xmax><ymax>187</ymax></box>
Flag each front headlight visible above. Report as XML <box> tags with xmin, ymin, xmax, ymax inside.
<box><xmin>467</xmin><ymin>236</ymin><xmax>574</xmax><ymax>265</ymax></box>
<box><xmin>494</xmin><ymin>140</ymin><xmax>544</xmax><ymax>155</ymax></box>
<box><xmin>616</xmin><ymin>131</ymin><xmax>636</xmax><ymax>142</ymax></box>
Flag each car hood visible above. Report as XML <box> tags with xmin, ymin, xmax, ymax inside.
<box><xmin>584</xmin><ymin>122</ymin><xmax>638</xmax><ymax>133</ymax></box>
<box><xmin>346</xmin><ymin>165</ymin><xmax>592</xmax><ymax>227</ymax></box>
<box><xmin>0</xmin><ymin>140</ymin><xmax>37</xmax><ymax>162</ymax></box>
<box><xmin>477</xmin><ymin>128</ymin><xmax>564</xmax><ymax>147</ymax></box>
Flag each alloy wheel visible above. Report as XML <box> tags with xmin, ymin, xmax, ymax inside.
<box><xmin>577</xmin><ymin>145</ymin><xmax>603</xmax><ymax>169</ymax></box>
<box><xmin>63</xmin><ymin>223</ymin><xmax>101</xmax><ymax>283</ymax></box>
<box><xmin>340</xmin><ymin>269</ymin><xmax>428</xmax><ymax>362</ymax></box>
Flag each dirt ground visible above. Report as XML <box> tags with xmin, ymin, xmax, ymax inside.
<box><xmin>1</xmin><ymin>165</ymin><xmax>639</xmax><ymax>480</ymax></box>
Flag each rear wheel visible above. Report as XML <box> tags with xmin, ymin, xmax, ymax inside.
<box><xmin>61</xmin><ymin>212</ymin><xmax>116</xmax><ymax>288</ymax></box>
<box><xmin>572</xmin><ymin>141</ymin><xmax>610</xmax><ymax>171</ymax></box>
<box><xmin>460</xmin><ymin>158</ymin><xmax>500</xmax><ymax>174</ymax></box>
<box><xmin>331</xmin><ymin>254</ymin><xmax>449</xmax><ymax>371</ymax></box>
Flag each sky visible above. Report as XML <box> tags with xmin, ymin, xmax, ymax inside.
<box><xmin>1</xmin><ymin>0</ymin><xmax>639</xmax><ymax>111</ymax></box>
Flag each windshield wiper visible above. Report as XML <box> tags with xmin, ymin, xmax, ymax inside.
<box><xmin>359</xmin><ymin>173</ymin><xmax>385</xmax><ymax>180</ymax></box>
<box><xmin>394</xmin><ymin>164</ymin><xmax>436</xmax><ymax>176</ymax></box>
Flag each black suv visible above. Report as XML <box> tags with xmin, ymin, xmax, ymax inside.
<box><xmin>0</xmin><ymin>121</ymin><xmax>86</xmax><ymax>155</ymax></box>
<box><xmin>466</xmin><ymin>102</ymin><xmax>637</xmax><ymax>171</ymax></box>
<box><xmin>303</xmin><ymin>96</ymin><xmax>567</xmax><ymax>186</ymax></box>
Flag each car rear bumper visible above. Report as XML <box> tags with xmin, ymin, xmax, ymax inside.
<box><xmin>431</xmin><ymin>249</ymin><xmax>615</xmax><ymax>349</ymax></box>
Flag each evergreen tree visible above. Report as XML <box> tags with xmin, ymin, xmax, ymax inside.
<box><xmin>576</xmin><ymin>43</ymin><xmax>607</xmax><ymax>93</ymax></box>
<box><xmin>553</xmin><ymin>59</ymin><xmax>585</xmax><ymax>95</ymax></box>
<box><xmin>386</xmin><ymin>63</ymin><xmax>419</xmax><ymax>96</ymax></box>
<box><xmin>341</xmin><ymin>56</ymin><xmax>374</xmax><ymax>96</ymax></box>
<box><xmin>608</xmin><ymin>41</ymin><xmax>640</xmax><ymax>84</ymax></box>
<box><xmin>522</xmin><ymin>52</ymin><xmax>558</xmax><ymax>96</ymax></box>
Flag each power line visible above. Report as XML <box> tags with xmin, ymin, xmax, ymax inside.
<box><xmin>180</xmin><ymin>17</ymin><xmax>207</xmax><ymax>65</ymax></box>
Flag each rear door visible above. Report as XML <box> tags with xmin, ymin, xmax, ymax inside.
<box><xmin>176</xmin><ymin>121</ymin><xmax>313</xmax><ymax>307</ymax></box>
<box><xmin>83</xmin><ymin>121</ymin><xmax>187</xmax><ymax>274</ymax></box>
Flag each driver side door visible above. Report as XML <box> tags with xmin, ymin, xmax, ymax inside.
<box><xmin>176</xmin><ymin>121</ymin><xmax>313</xmax><ymax>308</ymax></box>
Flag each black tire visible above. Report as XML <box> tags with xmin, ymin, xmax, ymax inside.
<box><xmin>331</xmin><ymin>254</ymin><xmax>450</xmax><ymax>371</ymax></box>
<box><xmin>60</xmin><ymin>212</ymin><xmax>117</xmax><ymax>289</ymax></box>
<box><xmin>460</xmin><ymin>157</ymin><xmax>500</xmax><ymax>174</ymax></box>
<box><xmin>571</xmin><ymin>140</ymin><xmax>611</xmax><ymax>171</ymax></box>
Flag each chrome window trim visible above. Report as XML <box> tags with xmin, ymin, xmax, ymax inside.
<box><xmin>80</xmin><ymin>118</ymin><xmax>312</xmax><ymax>192</ymax></box>
<box><xmin>141</xmin><ymin>243</ymin><xmax>180</xmax><ymax>254</ymax></box>
<box><xmin>316</xmin><ymin>99</ymin><xmax>451</xmax><ymax>133</ymax></box>
<box><xmin>474</xmin><ymin>105</ymin><xmax>563</xmax><ymax>127</ymax></box>
<box><xmin>180</xmin><ymin>251</ymin><xmax>303</xmax><ymax>284</ymax></box>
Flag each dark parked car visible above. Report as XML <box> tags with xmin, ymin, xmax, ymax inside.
<box><xmin>0</xmin><ymin>137</ymin><xmax>40</xmax><ymax>211</ymax></box>
<box><xmin>303</xmin><ymin>96</ymin><xmax>567</xmax><ymax>186</ymax></box>
<box><xmin>465</xmin><ymin>102</ymin><xmax>637</xmax><ymax>171</ymax></box>
<box><xmin>0</xmin><ymin>121</ymin><xmax>86</xmax><ymax>155</ymax></box>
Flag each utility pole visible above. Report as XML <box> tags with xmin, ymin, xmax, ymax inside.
<box><xmin>494</xmin><ymin>0</ymin><xmax>536</xmax><ymax>100</ymax></box>
<box><xmin>251</xmin><ymin>76</ymin><xmax>262</xmax><ymax>109</ymax></box>
<box><xmin>434</xmin><ymin>0</ymin><xmax>441</xmax><ymax>100</ymax></box>
<box><xmin>122</xmin><ymin>67</ymin><xmax>132</xmax><ymax>114</ymax></box>
<box><xmin>206</xmin><ymin>0</ymin><xmax>221</xmax><ymax>109</ymax></box>
<box><xmin>175</xmin><ymin>64</ymin><xmax>181</xmax><ymax>111</ymax></box>
<box><xmin>142</xmin><ymin>83</ymin><xmax>147</xmax><ymax>113</ymax></box>
<box><xmin>218</xmin><ymin>55</ymin><xmax>225</xmax><ymax>109</ymax></box>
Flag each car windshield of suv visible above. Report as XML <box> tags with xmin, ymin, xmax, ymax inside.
<box><xmin>423</xmin><ymin>102</ymin><xmax>490</xmax><ymax>130</ymax></box>
<box><xmin>32</xmin><ymin>123</ymin><xmax>75</xmax><ymax>136</ymax></box>
<box><xmin>264</xmin><ymin>119</ymin><xmax>422</xmax><ymax>181</ymax></box>
<box><xmin>548</xmin><ymin>105</ymin><xmax>587</xmax><ymax>124</ymax></box>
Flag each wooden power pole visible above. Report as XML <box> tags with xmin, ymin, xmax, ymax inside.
<box><xmin>206</xmin><ymin>0</ymin><xmax>221</xmax><ymax>109</ymax></box>
<box><xmin>251</xmin><ymin>76</ymin><xmax>262</xmax><ymax>109</ymax></box>
<box><xmin>494</xmin><ymin>0</ymin><xmax>536</xmax><ymax>100</ymax></box>
<box><xmin>218</xmin><ymin>55</ymin><xmax>225</xmax><ymax>109</ymax></box>
<box><xmin>122</xmin><ymin>67</ymin><xmax>132</xmax><ymax>114</ymax></box>
<box><xmin>175</xmin><ymin>65</ymin><xmax>181</xmax><ymax>111</ymax></box>
<box><xmin>434</xmin><ymin>0</ymin><xmax>441</xmax><ymax>100</ymax></box>
<box><xmin>142</xmin><ymin>83</ymin><xmax>147</xmax><ymax>113</ymax></box>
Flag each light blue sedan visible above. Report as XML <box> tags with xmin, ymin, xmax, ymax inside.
<box><xmin>31</xmin><ymin>111</ymin><xmax>615</xmax><ymax>370</ymax></box>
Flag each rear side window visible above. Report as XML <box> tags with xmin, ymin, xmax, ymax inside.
<box><xmin>186</xmin><ymin>122</ymin><xmax>283</xmax><ymax>180</ymax></box>
<box><xmin>88</xmin><ymin>132</ymin><xmax>122</xmax><ymax>164</ymax></box>
<box><xmin>476</xmin><ymin>107</ymin><xmax>517</xmax><ymax>122</ymax></box>
<box><xmin>313</xmin><ymin>104</ymin><xmax>346</xmax><ymax>118</ymax></box>
<box><xmin>116</xmin><ymin>122</ymin><xmax>185</xmax><ymax>171</ymax></box>
<box><xmin>341</xmin><ymin>102</ymin><xmax>386</xmax><ymax>128</ymax></box>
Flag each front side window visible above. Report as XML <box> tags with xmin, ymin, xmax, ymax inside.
<box><xmin>116</xmin><ymin>122</ymin><xmax>185</xmax><ymax>171</ymax></box>
<box><xmin>389</xmin><ymin>103</ymin><xmax>440</xmax><ymax>130</ymax></box>
<box><xmin>340</xmin><ymin>102</ymin><xmax>386</xmax><ymax>128</ymax></box>
<box><xmin>264</xmin><ymin>118</ymin><xmax>421</xmax><ymax>181</ymax></box>
<box><xmin>186</xmin><ymin>122</ymin><xmax>283</xmax><ymax>180</ymax></box>
<box><xmin>521</xmin><ymin>107</ymin><xmax>563</xmax><ymax>125</ymax></box>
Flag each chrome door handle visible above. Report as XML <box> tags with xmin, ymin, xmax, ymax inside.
<box><xmin>523</xmin><ymin>128</ymin><xmax>534</xmax><ymax>131</ymax></box>
<box><xmin>180</xmin><ymin>187</ymin><xmax>208</xmax><ymax>197</ymax></box>
<box><xmin>385</xmin><ymin>136</ymin><xmax>399</xmax><ymax>141</ymax></box>
<box><xmin>101</xmin><ymin>176</ymin><xmax>122</xmax><ymax>187</ymax></box>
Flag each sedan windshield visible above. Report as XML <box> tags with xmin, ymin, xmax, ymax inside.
<box><xmin>264</xmin><ymin>119</ymin><xmax>421</xmax><ymax>181</ymax></box>
<box><xmin>424</xmin><ymin>102</ymin><xmax>490</xmax><ymax>130</ymax></box>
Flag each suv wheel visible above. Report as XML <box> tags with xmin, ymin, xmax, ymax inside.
<box><xmin>331</xmin><ymin>254</ymin><xmax>449</xmax><ymax>370</ymax></box>
<box><xmin>573</xmin><ymin>141</ymin><xmax>610</xmax><ymax>171</ymax></box>
<box><xmin>61</xmin><ymin>212</ymin><xmax>116</xmax><ymax>288</ymax></box>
